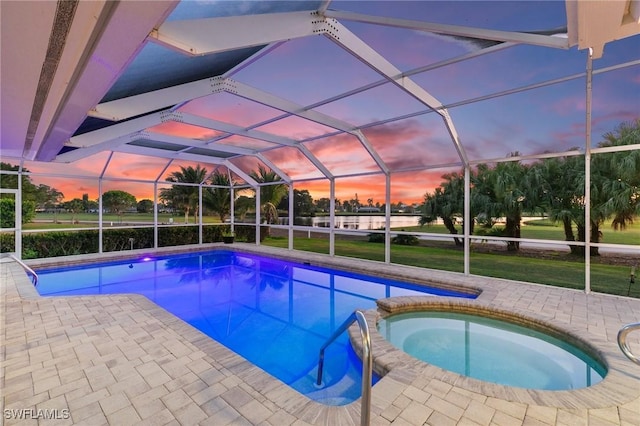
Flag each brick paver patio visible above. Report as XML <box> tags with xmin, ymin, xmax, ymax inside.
<box><xmin>2</xmin><ymin>244</ymin><xmax>639</xmax><ymax>425</ymax></box>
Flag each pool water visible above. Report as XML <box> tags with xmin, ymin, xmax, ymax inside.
<box><xmin>378</xmin><ymin>311</ymin><xmax>606</xmax><ymax>390</ymax></box>
<box><xmin>36</xmin><ymin>250</ymin><xmax>475</xmax><ymax>404</ymax></box>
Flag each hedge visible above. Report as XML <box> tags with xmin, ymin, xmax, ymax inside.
<box><xmin>0</xmin><ymin>224</ymin><xmax>269</xmax><ymax>259</ymax></box>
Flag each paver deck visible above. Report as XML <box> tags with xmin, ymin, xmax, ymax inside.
<box><xmin>2</xmin><ymin>244</ymin><xmax>639</xmax><ymax>425</ymax></box>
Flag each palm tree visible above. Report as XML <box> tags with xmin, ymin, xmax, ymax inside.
<box><xmin>204</xmin><ymin>170</ymin><xmax>232</xmax><ymax>222</ymax></box>
<box><xmin>537</xmin><ymin>154</ymin><xmax>585</xmax><ymax>254</ymax></box>
<box><xmin>249</xmin><ymin>165</ymin><xmax>287</xmax><ymax>225</ymax></box>
<box><xmin>423</xmin><ymin>172</ymin><xmax>467</xmax><ymax>246</ymax></box>
<box><xmin>472</xmin><ymin>158</ymin><xmax>543</xmax><ymax>251</ymax></box>
<box><xmin>160</xmin><ymin>165</ymin><xmax>208</xmax><ymax>224</ymax></box>
<box><xmin>586</xmin><ymin>119</ymin><xmax>640</xmax><ymax>254</ymax></box>
<box><xmin>599</xmin><ymin>119</ymin><xmax>640</xmax><ymax>231</ymax></box>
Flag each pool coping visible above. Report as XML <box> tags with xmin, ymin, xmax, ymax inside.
<box><xmin>4</xmin><ymin>243</ymin><xmax>640</xmax><ymax>425</ymax></box>
<box><xmin>349</xmin><ymin>298</ymin><xmax>637</xmax><ymax>410</ymax></box>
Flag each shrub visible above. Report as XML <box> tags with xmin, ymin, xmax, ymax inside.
<box><xmin>392</xmin><ymin>233</ymin><xmax>419</xmax><ymax>246</ymax></box>
<box><xmin>474</xmin><ymin>227</ymin><xmax>505</xmax><ymax>237</ymax></box>
<box><xmin>22</xmin><ymin>230</ymin><xmax>99</xmax><ymax>258</ymax></box>
<box><xmin>0</xmin><ymin>232</ymin><xmax>14</xmax><ymax>253</ymax></box>
<box><xmin>368</xmin><ymin>227</ymin><xmax>385</xmax><ymax>243</ymax></box>
<box><xmin>9</xmin><ymin>224</ymin><xmax>270</xmax><ymax>259</ymax></box>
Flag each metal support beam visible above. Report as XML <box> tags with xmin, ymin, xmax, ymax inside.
<box><xmin>149</xmin><ymin>11</ymin><xmax>322</xmax><ymax>55</ymax></box>
<box><xmin>330</xmin><ymin>179</ymin><xmax>336</xmax><ymax>256</ymax></box>
<box><xmin>385</xmin><ymin>174</ymin><xmax>391</xmax><ymax>263</ymax></box>
<box><xmin>464</xmin><ymin>167</ymin><xmax>471</xmax><ymax>275</ymax></box>
<box><xmin>288</xmin><ymin>184</ymin><xmax>294</xmax><ymax>251</ymax></box>
<box><xmin>584</xmin><ymin>48</ymin><xmax>594</xmax><ymax>294</ymax></box>
<box><xmin>324</xmin><ymin>10</ymin><xmax>569</xmax><ymax>49</ymax></box>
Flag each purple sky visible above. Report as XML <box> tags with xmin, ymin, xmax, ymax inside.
<box><xmin>23</xmin><ymin>1</ymin><xmax>640</xmax><ymax>205</ymax></box>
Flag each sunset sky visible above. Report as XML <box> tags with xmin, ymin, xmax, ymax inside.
<box><xmin>17</xmin><ymin>1</ymin><xmax>640</xmax><ymax>205</ymax></box>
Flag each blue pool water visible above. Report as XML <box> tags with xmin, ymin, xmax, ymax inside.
<box><xmin>36</xmin><ymin>250</ymin><xmax>475</xmax><ymax>404</ymax></box>
<box><xmin>378</xmin><ymin>311</ymin><xmax>606</xmax><ymax>390</ymax></box>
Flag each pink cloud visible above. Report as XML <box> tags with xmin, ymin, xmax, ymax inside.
<box><xmin>304</xmin><ymin>134</ymin><xmax>381</xmax><ymax>175</ymax></box>
<box><xmin>261</xmin><ymin>146</ymin><xmax>324</xmax><ymax>180</ymax></box>
<box><xmin>179</xmin><ymin>91</ymin><xmax>281</xmax><ymax>127</ymax></box>
<box><xmin>547</xmin><ymin>94</ymin><xmax>585</xmax><ymax>115</ymax></box>
<box><xmin>364</xmin><ymin>120</ymin><xmax>461</xmax><ymax>170</ymax></box>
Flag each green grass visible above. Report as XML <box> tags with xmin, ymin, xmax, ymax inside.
<box><xmin>26</xmin><ymin>213</ymin><xmax>640</xmax><ymax>245</ymax></box>
<box><xmin>263</xmin><ymin>236</ymin><xmax>640</xmax><ymax>298</ymax></box>
<box><xmin>25</xmin><ymin>212</ymin><xmax>223</xmax><ymax>229</ymax></box>
<box><xmin>395</xmin><ymin>218</ymin><xmax>640</xmax><ymax>245</ymax></box>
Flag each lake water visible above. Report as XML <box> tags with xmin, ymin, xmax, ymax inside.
<box><xmin>279</xmin><ymin>215</ymin><xmax>422</xmax><ymax>230</ymax></box>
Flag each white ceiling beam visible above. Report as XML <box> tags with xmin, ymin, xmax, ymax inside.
<box><xmin>324</xmin><ymin>10</ymin><xmax>569</xmax><ymax>49</ymax></box>
<box><xmin>145</xmin><ymin>131</ymin><xmax>255</xmax><ymax>156</ymax></box>
<box><xmin>115</xmin><ymin>145</ymin><xmax>226</xmax><ymax>165</ymax></box>
<box><xmin>89</xmin><ymin>77</ymin><xmax>225</xmax><ymax>121</ymax></box>
<box><xmin>149</xmin><ymin>10</ymin><xmax>322</xmax><ymax>56</ymax></box>
<box><xmin>54</xmin><ymin>133</ymin><xmax>140</xmax><ymax>163</ymax></box>
<box><xmin>65</xmin><ymin>111</ymin><xmax>165</xmax><ymax>148</ymax></box>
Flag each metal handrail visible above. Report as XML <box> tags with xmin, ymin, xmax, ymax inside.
<box><xmin>8</xmin><ymin>254</ymin><xmax>38</xmax><ymax>286</ymax></box>
<box><xmin>317</xmin><ymin>310</ymin><xmax>372</xmax><ymax>426</ymax></box>
<box><xmin>618</xmin><ymin>322</ymin><xmax>640</xmax><ymax>365</ymax></box>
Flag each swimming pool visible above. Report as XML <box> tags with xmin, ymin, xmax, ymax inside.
<box><xmin>35</xmin><ymin>249</ymin><xmax>475</xmax><ymax>405</ymax></box>
<box><xmin>378</xmin><ymin>311</ymin><xmax>606</xmax><ymax>390</ymax></box>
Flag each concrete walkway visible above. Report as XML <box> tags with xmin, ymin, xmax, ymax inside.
<box><xmin>2</xmin><ymin>244</ymin><xmax>639</xmax><ymax>425</ymax></box>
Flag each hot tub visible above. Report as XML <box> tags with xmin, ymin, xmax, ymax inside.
<box><xmin>377</xmin><ymin>310</ymin><xmax>606</xmax><ymax>390</ymax></box>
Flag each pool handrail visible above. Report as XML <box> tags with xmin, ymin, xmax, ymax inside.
<box><xmin>7</xmin><ymin>254</ymin><xmax>38</xmax><ymax>286</ymax></box>
<box><xmin>618</xmin><ymin>322</ymin><xmax>640</xmax><ymax>365</ymax></box>
<box><xmin>317</xmin><ymin>309</ymin><xmax>372</xmax><ymax>426</ymax></box>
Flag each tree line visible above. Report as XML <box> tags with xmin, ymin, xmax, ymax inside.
<box><xmin>422</xmin><ymin>120</ymin><xmax>639</xmax><ymax>255</ymax></box>
<box><xmin>2</xmin><ymin>120</ymin><xmax>637</xmax><ymax>241</ymax></box>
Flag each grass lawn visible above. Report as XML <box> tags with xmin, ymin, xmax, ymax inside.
<box><xmin>25</xmin><ymin>212</ymin><xmax>223</xmax><ymax>229</ymax></box>
<box><xmin>394</xmin><ymin>218</ymin><xmax>640</xmax><ymax>245</ymax></box>
<box><xmin>263</xmin><ymin>236</ymin><xmax>640</xmax><ymax>298</ymax></box>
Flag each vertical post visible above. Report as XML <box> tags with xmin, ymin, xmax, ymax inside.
<box><xmin>255</xmin><ymin>186</ymin><xmax>261</xmax><ymax>245</ymax></box>
<box><xmin>464</xmin><ymin>166</ymin><xmax>470</xmax><ymax>275</ymax></box>
<box><xmin>16</xmin><ymin>165</ymin><xmax>23</xmax><ymax>259</ymax></box>
<box><xmin>98</xmin><ymin>153</ymin><xmax>112</xmax><ymax>255</ymax></box>
<box><xmin>584</xmin><ymin>48</ymin><xmax>593</xmax><ymax>294</ymax></box>
<box><xmin>330</xmin><ymin>179</ymin><xmax>336</xmax><ymax>256</ymax></box>
<box><xmin>198</xmin><ymin>185</ymin><xmax>203</xmax><ymax>245</ymax></box>
<box><xmin>288</xmin><ymin>184</ymin><xmax>294</xmax><ymax>250</ymax></box>
<box><xmin>385</xmin><ymin>173</ymin><xmax>391</xmax><ymax>263</ymax></box>
<box><xmin>230</xmin><ymin>187</ymin><xmax>235</xmax><ymax>234</ymax></box>
<box><xmin>98</xmin><ymin>180</ymin><xmax>103</xmax><ymax>253</ymax></box>
<box><xmin>153</xmin><ymin>182</ymin><xmax>158</xmax><ymax>249</ymax></box>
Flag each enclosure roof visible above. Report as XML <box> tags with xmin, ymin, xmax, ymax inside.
<box><xmin>1</xmin><ymin>0</ymin><xmax>639</xmax><ymax>183</ymax></box>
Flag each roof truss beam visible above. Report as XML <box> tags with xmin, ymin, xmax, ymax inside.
<box><xmin>116</xmin><ymin>145</ymin><xmax>225</xmax><ymax>165</ymax></box>
<box><xmin>149</xmin><ymin>10</ymin><xmax>323</xmax><ymax>56</ymax></box>
<box><xmin>323</xmin><ymin>10</ymin><xmax>569</xmax><ymax>50</ymax></box>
